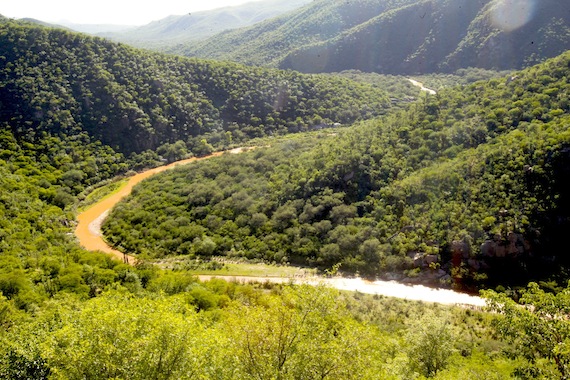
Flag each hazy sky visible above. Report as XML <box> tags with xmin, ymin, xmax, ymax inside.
<box><xmin>0</xmin><ymin>0</ymin><xmax>256</xmax><ymax>25</ymax></box>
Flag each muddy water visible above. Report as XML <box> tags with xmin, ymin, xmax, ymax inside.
<box><xmin>75</xmin><ymin>147</ymin><xmax>486</xmax><ymax>307</ymax></box>
<box><xmin>75</xmin><ymin>151</ymin><xmax>227</xmax><ymax>264</ymax></box>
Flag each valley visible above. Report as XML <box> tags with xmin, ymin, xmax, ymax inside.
<box><xmin>0</xmin><ymin>3</ymin><xmax>569</xmax><ymax>379</ymax></box>
<box><xmin>76</xmin><ymin>147</ymin><xmax>485</xmax><ymax>307</ymax></box>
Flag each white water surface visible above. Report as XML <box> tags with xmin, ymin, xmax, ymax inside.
<box><xmin>198</xmin><ymin>275</ymin><xmax>487</xmax><ymax>307</ymax></box>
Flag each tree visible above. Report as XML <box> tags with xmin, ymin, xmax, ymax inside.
<box><xmin>192</xmin><ymin>139</ymin><xmax>214</xmax><ymax>157</ymax></box>
<box><xmin>157</xmin><ymin>140</ymin><xmax>189</xmax><ymax>163</ymax></box>
<box><xmin>223</xmin><ymin>285</ymin><xmax>384</xmax><ymax>379</ymax></box>
<box><xmin>483</xmin><ymin>283</ymin><xmax>570</xmax><ymax>379</ymax></box>
<box><xmin>39</xmin><ymin>294</ymin><xmax>218</xmax><ymax>380</ymax></box>
<box><xmin>405</xmin><ymin>311</ymin><xmax>455</xmax><ymax>378</ymax></box>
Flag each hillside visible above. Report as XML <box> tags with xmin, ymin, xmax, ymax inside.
<box><xmin>181</xmin><ymin>0</ymin><xmax>570</xmax><ymax>74</ymax></box>
<box><xmin>177</xmin><ymin>0</ymin><xmax>417</xmax><ymax>66</ymax></box>
<box><xmin>0</xmin><ymin>20</ymin><xmax>389</xmax><ymax>156</ymax></box>
<box><xmin>0</xmin><ymin>14</ymin><xmax>569</xmax><ymax>380</ymax></box>
<box><xmin>104</xmin><ymin>51</ymin><xmax>570</xmax><ymax>289</ymax></box>
<box><xmin>100</xmin><ymin>0</ymin><xmax>311</xmax><ymax>50</ymax></box>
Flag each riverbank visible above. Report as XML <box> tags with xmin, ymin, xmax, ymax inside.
<box><xmin>74</xmin><ymin>147</ymin><xmax>486</xmax><ymax>307</ymax></box>
<box><xmin>75</xmin><ymin>150</ymin><xmax>230</xmax><ymax>264</ymax></box>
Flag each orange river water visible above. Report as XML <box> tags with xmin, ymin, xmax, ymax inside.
<box><xmin>75</xmin><ymin>150</ymin><xmax>231</xmax><ymax>264</ymax></box>
<box><xmin>75</xmin><ymin>147</ymin><xmax>486</xmax><ymax>307</ymax></box>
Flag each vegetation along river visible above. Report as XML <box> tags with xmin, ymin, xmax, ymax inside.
<box><xmin>76</xmin><ymin>148</ymin><xmax>486</xmax><ymax>307</ymax></box>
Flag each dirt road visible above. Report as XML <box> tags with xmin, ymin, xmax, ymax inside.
<box><xmin>408</xmin><ymin>78</ymin><xmax>437</xmax><ymax>95</ymax></box>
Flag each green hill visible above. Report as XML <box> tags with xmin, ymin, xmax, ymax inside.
<box><xmin>178</xmin><ymin>0</ymin><xmax>417</xmax><ymax>66</ymax></box>
<box><xmin>0</xmin><ymin>18</ymin><xmax>393</xmax><ymax>315</ymax></box>
<box><xmin>0</xmin><ymin>20</ymin><xmax>389</xmax><ymax>155</ymax></box>
<box><xmin>103</xmin><ymin>51</ymin><xmax>570</xmax><ymax>289</ymax></box>
<box><xmin>180</xmin><ymin>0</ymin><xmax>570</xmax><ymax>74</ymax></box>
<box><xmin>0</xmin><ymin>15</ymin><xmax>569</xmax><ymax>380</ymax></box>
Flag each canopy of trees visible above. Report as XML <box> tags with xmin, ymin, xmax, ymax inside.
<box><xmin>0</xmin><ymin>20</ymin><xmax>389</xmax><ymax>155</ymax></box>
<box><xmin>104</xmin><ymin>50</ymin><xmax>570</xmax><ymax>289</ymax></box>
<box><xmin>0</xmin><ymin>15</ymin><xmax>568</xmax><ymax>380</ymax></box>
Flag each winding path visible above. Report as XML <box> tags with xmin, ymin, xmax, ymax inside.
<box><xmin>75</xmin><ymin>147</ymin><xmax>485</xmax><ymax>307</ymax></box>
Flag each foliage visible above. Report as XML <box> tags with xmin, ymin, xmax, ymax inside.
<box><xmin>0</xmin><ymin>282</ymin><xmax>524</xmax><ymax>379</ymax></box>
<box><xmin>223</xmin><ymin>285</ymin><xmax>387</xmax><ymax>379</ymax></box>
<box><xmin>0</xmin><ymin>128</ymin><xmax>132</xmax><ymax>310</ymax></box>
<box><xmin>483</xmin><ymin>282</ymin><xmax>570</xmax><ymax>379</ymax></box>
<box><xmin>0</xmin><ymin>286</ymin><xmax>395</xmax><ymax>379</ymax></box>
<box><xmin>405</xmin><ymin>312</ymin><xmax>455</xmax><ymax>377</ymax></box>
<box><xmin>0</xmin><ymin>20</ymin><xmax>389</xmax><ymax>155</ymax></box>
<box><xmin>0</xmin><ymin>10</ymin><xmax>567</xmax><ymax>380</ymax></box>
<box><xmin>104</xmin><ymin>51</ymin><xmax>570</xmax><ymax>287</ymax></box>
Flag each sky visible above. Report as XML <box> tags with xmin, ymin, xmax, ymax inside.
<box><xmin>0</xmin><ymin>0</ymin><xmax>255</xmax><ymax>25</ymax></box>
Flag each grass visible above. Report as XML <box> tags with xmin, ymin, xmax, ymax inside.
<box><xmin>155</xmin><ymin>257</ymin><xmax>318</xmax><ymax>278</ymax></box>
<box><xmin>77</xmin><ymin>178</ymin><xmax>129</xmax><ymax>212</ymax></box>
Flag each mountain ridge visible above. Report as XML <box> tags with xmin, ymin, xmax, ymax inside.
<box><xmin>180</xmin><ymin>0</ymin><xmax>570</xmax><ymax>74</ymax></box>
<box><xmin>99</xmin><ymin>0</ymin><xmax>312</xmax><ymax>49</ymax></box>
<box><xmin>0</xmin><ymin>20</ymin><xmax>389</xmax><ymax>155</ymax></box>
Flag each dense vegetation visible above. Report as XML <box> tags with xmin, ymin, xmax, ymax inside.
<box><xmin>0</xmin><ymin>281</ymin><xmax>528</xmax><ymax>380</ymax></box>
<box><xmin>105</xmin><ymin>51</ymin><xmax>570</xmax><ymax>289</ymax></box>
<box><xmin>0</xmin><ymin>13</ymin><xmax>569</xmax><ymax>380</ymax></box>
<box><xmin>0</xmin><ymin>122</ymin><xmax>547</xmax><ymax>378</ymax></box>
<box><xmin>0</xmin><ymin>127</ymin><xmax>134</xmax><ymax>308</ymax></box>
<box><xmin>180</xmin><ymin>0</ymin><xmax>570</xmax><ymax>75</ymax></box>
<box><xmin>0</xmin><ymin>19</ymin><xmax>389</xmax><ymax>156</ymax></box>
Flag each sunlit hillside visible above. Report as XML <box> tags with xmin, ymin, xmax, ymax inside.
<box><xmin>0</xmin><ymin>6</ymin><xmax>569</xmax><ymax>380</ymax></box>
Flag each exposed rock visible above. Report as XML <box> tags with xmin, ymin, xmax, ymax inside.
<box><xmin>467</xmin><ymin>259</ymin><xmax>481</xmax><ymax>271</ymax></box>
<box><xmin>480</xmin><ymin>232</ymin><xmax>530</xmax><ymax>258</ymax></box>
<box><xmin>481</xmin><ymin>240</ymin><xmax>495</xmax><ymax>257</ymax></box>
<box><xmin>495</xmin><ymin>244</ymin><xmax>506</xmax><ymax>258</ymax></box>
<box><xmin>409</xmin><ymin>252</ymin><xmax>424</xmax><ymax>268</ymax></box>
<box><xmin>425</xmin><ymin>254</ymin><xmax>439</xmax><ymax>266</ymax></box>
<box><xmin>439</xmin><ymin>274</ymin><xmax>452</xmax><ymax>285</ymax></box>
<box><xmin>451</xmin><ymin>240</ymin><xmax>471</xmax><ymax>259</ymax></box>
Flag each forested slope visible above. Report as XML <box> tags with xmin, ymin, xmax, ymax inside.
<box><xmin>0</xmin><ymin>20</ymin><xmax>389</xmax><ymax>155</ymax></box>
<box><xmin>0</xmin><ymin>13</ymin><xmax>569</xmax><ymax>380</ymax></box>
<box><xmin>0</xmin><ymin>107</ymin><xmax>529</xmax><ymax>380</ymax></box>
<box><xmin>0</xmin><ymin>122</ymin><xmax>526</xmax><ymax>379</ymax></box>
<box><xmin>104</xmin><ymin>51</ymin><xmax>570</xmax><ymax>289</ymax></box>
<box><xmin>181</xmin><ymin>0</ymin><xmax>570</xmax><ymax>74</ymax></box>
<box><xmin>101</xmin><ymin>0</ymin><xmax>312</xmax><ymax>48</ymax></box>
<box><xmin>178</xmin><ymin>0</ymin><xmax>418</xmax><ymax>66</ymax></box>
<box><xmin>0</xmin><ymin>18</ymin><xmax>391</xmax><ymax>311</ymax></box>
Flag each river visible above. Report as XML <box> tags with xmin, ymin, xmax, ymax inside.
<box><xmin>408</xmin><ymin>78</ymin><xmax>437</xmax><ymax>95</ymax></box>
<box><xmin>75</xmin><ymin>148</ymin><xmax>486</xmax><ymax>307</ymax></box>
